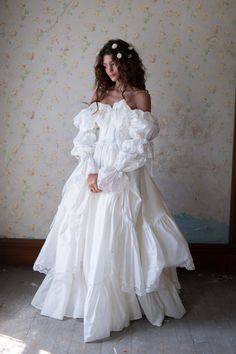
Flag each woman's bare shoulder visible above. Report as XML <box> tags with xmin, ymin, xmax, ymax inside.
<box><xmin>130</xmin><ymin>87</ymin><xmax>149</xmax><ymax>94</ymax></box>
<box><xmin>129</xmin><ymin>88</ymin><xmax>151</xmax><ymax>112</ymax></box>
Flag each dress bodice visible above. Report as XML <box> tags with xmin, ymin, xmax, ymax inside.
<box><xmin>70</xmin><ymin>99</ymin><xmax>160</xmax><ymax>192</ymax></box>
<box><xmin>93</xmin><ymin>100</ymin><xmax>132</xmax><ymax>144</ymax></box>
<box><xmin>73</xmin><ymin>98</ymin><xmax>159</xmax><ymax>144</ymax></box>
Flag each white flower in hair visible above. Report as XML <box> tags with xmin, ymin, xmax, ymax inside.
<box><xmin>116</xmin><ymin>52</ymin><xmax>122</xmax><ymax>59</ymax></box>
<box><xmin>128</xmin><ymin>45</ymin><xmax>133</xmax><ymax>50</ymax></box>
<box><xmin>112</xmin><ymin>43</ymin><xmax>118</xmax><ymax>49</ymax></box>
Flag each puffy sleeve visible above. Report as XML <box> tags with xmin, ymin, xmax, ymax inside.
<box><xmin>71</xmin><ymin>107</ymin><xmax>99</xmax><ymax>178</ymax></box>
<box><xmin>97</xmin><ymin>110</ymin><xmax>160</xmax><ymax>192</ymax></box>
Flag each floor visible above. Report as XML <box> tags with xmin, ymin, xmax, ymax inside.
<box><xmin>0</xmin><ymin>267</ymin><xmax>235</xmax><ymax>354</ymax></box>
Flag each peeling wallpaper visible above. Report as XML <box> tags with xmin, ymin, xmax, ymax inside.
<box><xmin>0</xmin><ymin>0</ymin><xmax>235</xmax><ymax>242</ymax></box>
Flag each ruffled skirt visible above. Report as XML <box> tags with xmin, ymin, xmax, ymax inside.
<box><xmin>31</xmin><ymin>164</ymin><xmax>195</xmax><ymax>342</ymax></box>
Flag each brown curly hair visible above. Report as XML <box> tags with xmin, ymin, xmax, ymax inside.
<box><xmin>90</xmin><ymin>39</ymin><xmax>147</xmax><ymax>109</ymax></box>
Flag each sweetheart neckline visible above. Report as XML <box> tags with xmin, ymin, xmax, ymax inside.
<box><xmin>98</xmin><ymin>99</ymin><xmax>129</xmax><ymax>109</ymax></box>
<box><xmin>90</xmin><ymin>99</ymin><xmax>151</xmax><ymax>114</ymax></box>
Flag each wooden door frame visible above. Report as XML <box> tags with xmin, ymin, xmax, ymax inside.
<box><xmin>229</xmin><ymin>88</ymin><xmax>236</xmax><ymax>246</ymax></box>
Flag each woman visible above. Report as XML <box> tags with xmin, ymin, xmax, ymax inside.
<box><xmin>31</xmin><ymin>39</ymin><xmax>195</xmax><ymax>343</ymax></box>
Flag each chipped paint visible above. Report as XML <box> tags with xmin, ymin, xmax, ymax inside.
<box><xmin>175</xmin><ymin>213</ymin><xmax>229</xmax><ymax>243</ymax></box>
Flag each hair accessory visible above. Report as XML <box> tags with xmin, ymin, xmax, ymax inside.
<box><xmin>112</xmin><ymin>43</ymin><xmax>118</xmax><ymax>49</ymax></box>
<box><xmin>116</xmin><ymin>52</ymin><xmax>122</xmax><ymax>59</ymax></box>
<box><xmin>128</xmin><ymin>54</ymin><xmax>132</xmax><ymax>58</ymax></box>
<box><xmin>128</xmin><ymin>45</ymin><xmax>133</xmax><ymax>50</ymax></box>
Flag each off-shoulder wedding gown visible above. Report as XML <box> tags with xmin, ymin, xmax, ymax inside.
<box><xmin>31</xmin><ymin>98</ymin><xmax>195</xmax><ymax>342</ymax></box>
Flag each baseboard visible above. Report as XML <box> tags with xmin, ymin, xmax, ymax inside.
<box><xmin>0</xmin><ymin>238</ymin><xmax>236</xmax><ymax>272</ymax></box>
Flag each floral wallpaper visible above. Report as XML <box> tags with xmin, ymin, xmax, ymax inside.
<box><xmin>0</xmin><ymin>0</ymin><xmax>235</xmax><ymax>243</ymax></box>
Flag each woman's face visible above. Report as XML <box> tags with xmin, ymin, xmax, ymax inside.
<box><xmin>103</xmin><ymin>54</ymin><xmax>120</xmax><ymax>82</ymax></box>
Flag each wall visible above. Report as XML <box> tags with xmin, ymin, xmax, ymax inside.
<box><xmin>0</xmin><ymin>0</ymin><xmax>235</xmax><ymax>242</ymax></box>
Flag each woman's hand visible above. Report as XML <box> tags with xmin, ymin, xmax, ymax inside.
<box><xmin>87</xmin><ymin>173</ymin><xmax>102</xmax><ymax>193</ymax></box>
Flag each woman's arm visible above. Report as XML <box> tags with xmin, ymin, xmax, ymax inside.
<box><xmin>71</xmin><ymin>102</ymin><xmax>100</xmax><ymax>192</ymax></box>
<box><xmin>87</xmin><ymin>91</ymin><xmax>102</xmax><ymax>193</ymax></box>
<box><xmin>97</xmin><ymin>92</ymin><xmax>160</xmax><ymax>192</ymax></box>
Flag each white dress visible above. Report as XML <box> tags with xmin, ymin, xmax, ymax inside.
<box><xmin>31</xmin><ymin>98</ymin><xmax>195</xmax><ymax>342</ymax></box>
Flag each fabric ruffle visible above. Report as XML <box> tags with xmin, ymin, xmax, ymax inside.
<box><xmin>32</xmin><ymin>165</ymin><xmax>194</xmax><ymax>292</ymax></box>
<box><xmin>31</xmin><ymin>266</ymin><xmax>186</xmax><ymax>342</ymax></box>
<box><xmin>113</xmin><ymin>109</ymin><xmax>160</xmax><ymax>173</ymax></box>
<box><xmin>71</xmin><ymin>106</ymin><xmax>99</xmax><ymax>177</ymax></box>
<box><xmin>32</xmin><ymin>154</ymin><xmax>194</xmax><ymax>343</ymax></box>
<box><xmin>32</xmin><ymin>99</ymin><xmax>195</xmax><ymax>342</ymax></box>
<box><xmin>95</xmin><ymin>106</ymin><xmax>160</xmax><ymax>191</ymax></box>
<box><xmin>31</xmin><ymin>270</ymin><xmax>142</xmax><ymax>341</ymax></box>
<box><xmin>97</xmin><ymin>166</ymin><xmax>127</xmax><ymax>192</ymax></box>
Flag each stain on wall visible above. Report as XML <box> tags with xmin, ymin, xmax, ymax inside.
<box><xmin>0</xmin><ymin>0</ymin><xmax>235</xmax><ymax>242</ymax></box>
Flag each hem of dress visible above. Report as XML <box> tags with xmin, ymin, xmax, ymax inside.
<box><xmin>31</xmin><ymin>300</ymin><xmax>144</xmax><ymax>323</ymax></box>
<box><xmin>33</xmin><ymin>264</ymin><xmax>51</xmax><ymax>275</ymax></box>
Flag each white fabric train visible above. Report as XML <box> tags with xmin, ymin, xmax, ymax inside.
<box><xmin>31</xmin><ymin>99</ymin><xmax>195</xmax><ymax>342</ymax></box>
